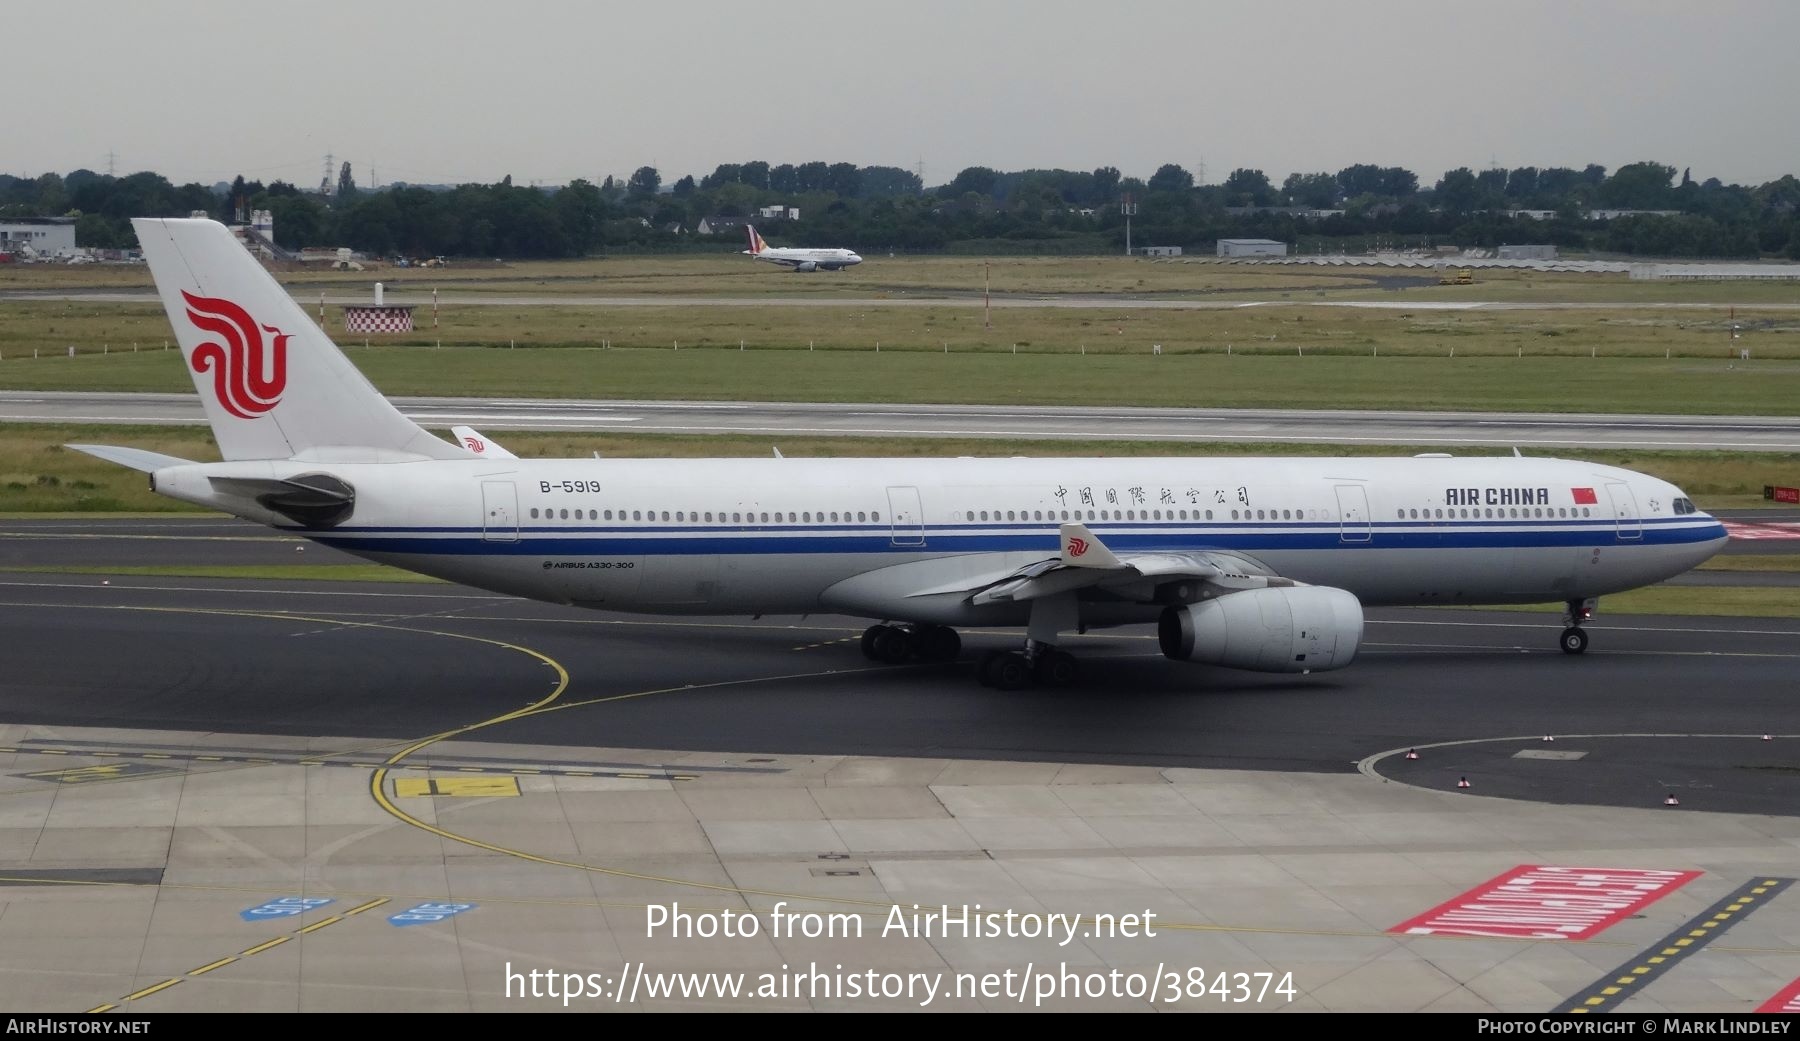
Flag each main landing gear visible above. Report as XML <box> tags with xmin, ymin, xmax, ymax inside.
<box><xmin>1559</xmin><ymin>597</ymin><xmax>1595</xmax><ymax>655</ymax></box>
<box><xmin>860</xmin><ymin>623</ymin><xmax>960</xmax><ymax>665</ymax></box>
<box><xmin>978</xmin><ymin>642</ymin><xmax>1079</xmax><ymax>691</ymax></box>
<box><xmin>859</xmin><ymin>624</ymin><xmax>1079</xmax><ymax>690</ymax></box>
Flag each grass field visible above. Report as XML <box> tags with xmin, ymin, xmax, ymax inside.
<box><xmin>6</xmin><ymin>251</ymin><xmax>1799</xmax><ymax>416</ymax></box>
<box><xmin>3</xmin><ymin>342</ymin><xmax>1797</xmax><ymax>416</ymax></box>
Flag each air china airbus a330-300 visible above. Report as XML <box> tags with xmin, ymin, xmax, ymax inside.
<box><xmin>74</xmin><ymin>218</ymin><xmax>1727</xmax><ymax>689</ymax></box>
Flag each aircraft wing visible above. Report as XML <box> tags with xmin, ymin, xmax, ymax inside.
<box><xmin>895</xmin><ymin>523</ymin><xmax>1289</xmax><ymax>607</ymax></box>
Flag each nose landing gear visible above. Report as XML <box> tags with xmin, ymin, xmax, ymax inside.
<box><xmin>1559</xmin><ymin>597</ymin><xmax>1596</xmax><ymax>655</ymax></box>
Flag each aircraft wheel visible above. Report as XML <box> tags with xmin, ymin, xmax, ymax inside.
<box><xmin>1033</xmin><ymin>650</ymin><xmax>1078</xmax><ymax>688</ymax></box>
<box><xmin>991</xmin><ymin>652</ymin><xmax>1033</xmax><ymax>691</ymax></box>
<box><xmin>860</xmin><ymin>625</ymin><xmax>888</xmax><ymax>661</ymax></box>
<box><xmin>1559</xmin><ymin>627</ymin><xmax>1589</xmax><ymax>655</ymax></box>
<box><xmin>871</xmin><ymin>626</ymin><xmax>914</xmax><ymax>664</ymax></box>
<box><xmin>977</xmin><ymin>649</ymin><xmax>1006</xmax><ymax>687</ymax></box>
<box><xmin>917</xmin><ymin>626</ymin><xmax>961</xmax><ymax>662</ymax></box>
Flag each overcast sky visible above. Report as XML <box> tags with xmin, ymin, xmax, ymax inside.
<box><xmin>12</xmin><ymin>1</ymin><xmax>1797</xmax><ymax>190</ymax></box>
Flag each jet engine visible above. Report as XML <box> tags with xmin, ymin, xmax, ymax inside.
<box><xmin>1157</xmin><ymin>585</ymin><xmax>1363</xmax><ymax>673</ymax></box>
<box><xmin>794</xmin><ymin>261</ymin><xmax>818</xmax><ymax>272</ymax></box>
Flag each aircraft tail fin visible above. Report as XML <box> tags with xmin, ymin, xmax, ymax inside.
<box><xmin>131</xmin><ymin>217</ymin><xmax>464</xmax><ymax>463</ymax></box>
<box><xmin>745</xmin><ymin>225</ymin><xmax>769</xmax><ymax>255</ymax></box>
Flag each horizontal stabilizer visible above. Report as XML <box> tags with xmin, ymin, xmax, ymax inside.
<box><xmin>65</xmin><ymin>444</ymin><xmax>196</xmax><ymax>473</ymax></box>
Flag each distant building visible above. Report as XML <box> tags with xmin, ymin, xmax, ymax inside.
<box><xmin>697</xmin><ymin>216</ymin><xmax>748</xmax><ymax>236</ymax></box>
<box><xmin>1586</xmin><ymin>209</ymin><xmax>1681</xmax><ymax>221</ymax></box>
<box><xmin>0</xmin><ymin>217</ymin><xmax>77</xmax><ymax>257</ymax></box>
<box><xmin>756</xmin><ymin>205</ymin><xmax>800</xmax><ymax>221</ymax></box>
<box><xmin>1506</xmin><ymin>209</ymin><xmax>1558</xmax><ymax>221</ymax></box>
<box><xmin>1217</xmin><ymin>238</ymin><xmax>1288</xmax><ymax>258</ymax></box>
<box><xmin>1139</xmin><ymin>246</ymin><xmax>1183</xmax><ymax>257</ymax></box>
<box><xmin>1497</xmin><ymin>244</ymin><xmax>1558</xmax><ymax>261</ymax></box>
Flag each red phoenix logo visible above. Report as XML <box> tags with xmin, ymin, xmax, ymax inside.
<box><xmin>183</xmin><ymin>290</ymin><xmax>289</xmax><ymax>418</ymax></box>
<box><xmin>464</xmin><ymin>436</ymin><xmax>486</xmax><ymax>453</ymax></box>
<box><xmin>1067</xmin><ymin>537</ymin><xmax>1089</xmax><ymax>557</ymax></box>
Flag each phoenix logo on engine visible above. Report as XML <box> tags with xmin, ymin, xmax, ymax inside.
<box><xmin>182</xmin><ymin>290</ymin><xmax>290</xmax><ymax>418</ymax></box>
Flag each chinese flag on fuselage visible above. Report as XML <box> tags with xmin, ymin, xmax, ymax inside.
<box><xmin>1571</xmin><ymin>487</ymin><xmax>1598</xmax><ymax>504</ymax></box>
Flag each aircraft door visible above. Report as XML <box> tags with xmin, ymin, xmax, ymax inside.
<box><xmin>1334</xmin><ymin>484</ymin><xmax>1371</xmax><ymax>543</ymax></box>
<box><xmin>886</xmin><ymin>486</ymin><xmax>925</xmax><ymax>547</ymax></box>
<box><xmin>1605</xmin><ymin>482</ymin><xmax>1642</xmax><ymax>541</ymax></box>
<box><xmin>481</xmin><ymin>481</ymin><xmax>519</xmax><ymax>543</ymax></box>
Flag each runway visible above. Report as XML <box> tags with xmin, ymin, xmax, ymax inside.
<box><xmin>1</xmin><ymin>517</ymin><xmax>1795</xmax><ymax>812</ymax></box>
<box><xmin>2</xmin><ymin>520</ymin><xmax>1797</xmax><ymax>1013</ymax></box>
<box><xmin>10</xmin><ymin>389</ymin><xmax>1800</xmax><ymax>451</ymax></box>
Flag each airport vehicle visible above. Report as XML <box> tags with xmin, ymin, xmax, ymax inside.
<box><xmin>73</xmin><ymin>219</ymin><xmax>1727</xmax><ymax>689</ymax></box>
<box><xmin>741</xmin><ymin>225</ymin><xmax>861</xmax><ymax>271</ymax></box>
<box><xmin>1438</xmin><ymin>268</ymin><xmax>1474</xmax><ymax>285</ymax></box>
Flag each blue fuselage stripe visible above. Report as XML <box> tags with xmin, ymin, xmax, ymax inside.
<box><xmin>311</xmin><ymin>521</ymin><xmax>1728</xmax><ymax>557</ymax></box>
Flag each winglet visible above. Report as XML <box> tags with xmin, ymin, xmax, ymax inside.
<box><xmin>1059</xmin><ymin>522</ymin><xmax>1123</xmax><ymax>568</ymax></box>
<box><xmin>451</xmin><ymin>425</ymin><xmax>518</xmax><ymax>459</ymax></box>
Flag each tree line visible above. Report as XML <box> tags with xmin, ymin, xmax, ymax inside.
<box><xmin>3</xmin><ymin>159</ymin><xmax>1799</xmax><ymax>260</ymax></box>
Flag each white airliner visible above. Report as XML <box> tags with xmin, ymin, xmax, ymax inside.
<box><xmin>741</xmin><ymin>225</ymin><xmax>862</xmax><ymax>272</ymax></box>
<box><xmin>74</xmin><ymin>218</ymin><xmax>1727</xmax><ymax>689</ymax></box>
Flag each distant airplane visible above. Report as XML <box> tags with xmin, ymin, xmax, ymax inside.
<box><xmin>73</xmin><ymin>218</ymin><xmax>1728</xmax><ymax>690</ymax></box>
<box><xmin>742</xmin><ymin>225</ymin><xmax>861</xmax><ymax>272</ymax></box>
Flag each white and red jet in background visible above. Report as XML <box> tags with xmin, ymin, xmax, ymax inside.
<box><xmin>71</xmin><ymin>218</ymin><xmax>1727</xmax><ymax>690</ymax></box>
<box><xmin>741</xmin><ymin>225</ymin><xmax>861</xmax><ymax>272</ymax></box>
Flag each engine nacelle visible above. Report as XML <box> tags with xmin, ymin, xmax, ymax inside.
<box><xmin>1158</xmin><ymin>586</ymin><xmax>1363</xmax><ymax>673</ymax></box>
<box><xmin>794</xmin><ymin>260</ymin><xmax>818</xmax><ymax>272</ymax></box>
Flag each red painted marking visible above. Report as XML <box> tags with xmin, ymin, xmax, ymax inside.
<box><xmin>1723</xmin><ymin>521</ymin><xmax>1800</xmax><ymax>541</ymax></box>
<box><xmin>1389</xmin><ymin>865</ymin><xmax>1700</xmax><ymax>940</ymax></box>
<box><xmin>182</xmin><ymin>291</ymin><xmax>288</xmax><ymax>418</ymax></box>
<box><xmin>1571</xmin><ymin>487</ymin><xmax>1598</xmax><ymax>505</ymax></box>
<box><xmin>1759</xmin><ymin>976</ymin><xmax>1800</xmax><ymax>1013</ymax></box>
<box><xmin>1067</xmin><ymin>537</ymin><xmax>1088</xmax><ymax>558</ymax></box>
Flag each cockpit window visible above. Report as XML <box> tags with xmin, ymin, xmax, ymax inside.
<box><xmin>1673</xmin><ymin>497</ymin><xmax>1696</xmax><ymax>515</ymax></box>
